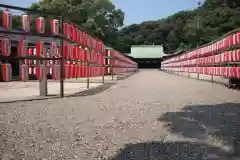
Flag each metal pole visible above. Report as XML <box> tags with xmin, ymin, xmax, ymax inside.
<box><xmin>60</xmin><ymin>15</ymin><xmax>64</xmax><ymax>97</ymax></box>
<box><xmin>196</xmin><ymin>1</ymin><xmax>200</xmax><ymax>80</ymax></box>
<box><xmin>196</xmin><ymin>22</ymin><xmax>200</xmax><ymax>80</ymax></box>
<box><xmin>87</xmin><ymin>61</ymin><xmax>90</xmax><ymax>89</ymax></box>
<box><xmin>102</xmin><ymin>53</ymin><xmax>105</xmax><ymax>83</ymax></box>
<box><xmin>87</xmin><ymin>49</ymin><xmax>90</xmax><ymax>89</ymax></box>
<box><xmin>211</xmin><ymin>53</ymin><xmax>214</xmax><ymax>83</ymax></box>
<box><xmin>102</xmin><ymin>64</ymin><xmax>105</xmax><ymax>83</ymax></box>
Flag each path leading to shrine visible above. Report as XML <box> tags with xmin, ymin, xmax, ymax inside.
<box><xmin>0</xmin><ymin>70</ymin><xmax>240</xmax><ymax>159</ymax></box>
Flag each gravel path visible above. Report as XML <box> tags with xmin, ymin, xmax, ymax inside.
<box><xmin>0</xmin><ymin>70</ymin><xmax>240</xmax><ymax>159</ymax></box>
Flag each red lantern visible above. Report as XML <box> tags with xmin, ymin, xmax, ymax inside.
<box><xmin>26</xmin><ymin>48</ymin><xmax>33</xmax><ymax>66</ymax></box>
<box><xmin>79</xmin><ymin>30</ymin><xmax>83</xmax><ymax>44</ymax></box>
<box><xmin>75</xmin><ymin>64</ymin><xmax>79</xmax><ymax>78</ymax></box>
<box><xmin>225</xmin><ymin>35</ymin><xmax>233</xmax><ymax>48</ymax></box>
<box><xmin>237</xmin><ymin>67</ymin><xmax>240</xmax><ymax>78</ymax></box>
<box><xmin>76</xmin><ymin>46</ymin><xmax>80</xmax><ymax>60</ymax></box>
<box><xmin>2</xmin><ymin>9</ymin><xmax>12</xmax><ymax>30</ymax></box>
<box><xmin>212</xmin><ymin>67</ymin><xmax>216</xmax><ymax>76</ymax></box>
<box><xmin>223</xmin><ymin>67</ymin><xmax>228</xmax><ymax>77</ymax></box>
<box><xmin>223</xmin><ymin>52</ymin><xmax>229</xmax><ymax>63</ymax></box>
<box><xmin>72</xmin><ymin>64</ymin><xmax>76</xmax><ymax>78</ymax></box>
<box><xmin>237</xmin><ymin>50</ymin><xmax>240</xmax><ymax>61</ymax></box>
<box><xmin>89</xmin><ymin>36</ymin><xmax>94</xmax><ymax>49</ymax></box>
<box><xmin>1</xmin><ymin>38</ymin><xmax>11</xmax><ymax>56</ymax></box>
<box><xmin>101</xmin><ymin>42</ymin><xmax>105</xmax><ymax>52</ymax></box>
<box><xmin>19</xmin><ymin>64</ymin><xmax>29</xmax><ymax>81</ymax></box>
<box><xmin>64</xmin><ymin>23</ymin><xmax>70</xmax><ymax>39</ymax></box>
<box><xmin>233</xmin><ymin>67</ymin><xmax>238</xmax><ymax>78</ymax></box>
<box><xmin>229</xmin><ymin>67</ymin><xmax>235</xmax><ymax>78</ymax></box>
<box><xmin>78</xmin><ymin>47</ymin><xmax>82</xmax><ymax>61</ymax></box>
<box><xmin>82</xmin><ymin>64</ymin><xmax>86</xmax><ymax>78</ymax></box>
<box><xmin>67</xmin><ymin>64</ymin><xmax>71</xmax><ymax>79</ymax></box>
<box><xmin>64</xmin><ymin>64</ymin><xmax>68</xmax><ymax>79</ymax></box>
<box><xmin>52</xmin><ymin>64</ymin><xmax>60</xmax><ymax>80</ymax></box>
<box><xmin>96</xmin><ymin>40</ymin><xmax>99</xmax><ymax>51</ymax></box>
<box><xmin>233</xmin><ymin>32</ymin><xmax>240</xmax><ymax>46</ymax></box>
<box><xmin>1</xmin><ymin>63</ymin><xmax>12</xmax><ymax>82</ymax></box>
<box><xmin>21</xmin><ymin>14</ymin><xmax>30</xmax><ymax>32</ymax></box>
<box><xmin>36</xmin><ymin>40</ymin><xmax>45</xmax><ymax>57</ymax></box>
<box><xmin>63</xmin><ymin>41</ymin><xmax>69</xmax><ymax>58</ymax></box>
<box><xmin>36</xmin><ymin>65</ymin><xmax>45</xmax><ymax>80</ymax></box>
<box><xmin>18</xmin><ymin>40</ymin><xmax>28</xmax><ymax>57</ymax></box>
<box><xmin>69</xmin><ymin>24</ymin><xmax>75</xmax><ymax>41</ymax></box>
<box><xmin>36</xmin><ymin>17</ymin><xmax>45</xmax><ymax>34</ymax></box>
<box><xmin>50</xmin><ymin>19</ymin><xmax>59</xmax><ymax>35</ymax></box>
<box><xmin>68</xmin><ymin>44</ymin><xmax>74</xmax><ymax>58</ymax></box>
<box><xmin>82</xmin><ymin>32</ymin><xmax>87</xmax><ymax>45</ymax></box>
<box><xmin>50</xmin><ymin>41</ymin><xmax>58</xmax><ymax>57</ymax></box>
<box><xmin>83</xmin><ymin>48</ymin><xmax>88</xmax><ymax>62</ymax></box>
<box><xmin>85</xmin><ymin>34</ymin><xmax>90</xmax><ymax>47</ymax></box>
<box><xmin>75</xmin><ymin>29</ymin><xmax>79</xmax><ymax>43</ymax></box>
<box><xmin>72</xmin><ymin>45</ymin><xmax>78</xmax><ymax>60</ymax></box>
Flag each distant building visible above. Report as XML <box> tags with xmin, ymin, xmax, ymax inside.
<box><xmin>128</xmin><ymin>45</ymin><xmax>167</xmax><ymax>68</ymax></box>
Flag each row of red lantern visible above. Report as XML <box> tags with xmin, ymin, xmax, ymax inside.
<box><xmin>110</xmin><ymin>50</ymin><xmax>137</xmax><ymax>65</ymax></box>
<box><xmin>112</xmin><ymin>60</ymin><xmax>138</xmax><ymax>68</ymax></box>
<box><xmin>162</xmin><ymin>49</ymin><xmax>240</xmax><ymax>68</ymax></box>
<box><xmin>24</xmin><ymin>47</ymin><xmax>105</xmax><ymax>79</ymax></box>
<box><xmin>0</xmin><ymin>38</ymin><xmax>59</xmax><ymax>57</ymax></box>
<box><xmin>62</xmin><ymin>42</ymin><xmax>105</xmax><ymax>62</ymax></box>
<box><xmin>1</xmin><ymin>38</ymin><xmax>105</xmax><ymax>63</ymax></box>
<box><xmin>1</xmin><ymin>63</ymin><xmax>60</xmax><ymax>82</ymax></box>
<box><xmin>1</xmin><ymin>63</ymin><xmax>106</xmax><ymax>82</ymax></box>
<box><xmin>1</xmin><ymin>9</ymin><xmax>57</xmax><ymax>34</ymax></box>
<box><xmin>197</xmin><ymin>50</ymin><xmax>240</xmax><ymax>65</ymax></box>
<box><xmin>1</xmin><ymin>9</ymin><xmax>104</xmax><ymax>52</ymax></box>
<box><xmin>63</xmin><ymin>23</ymin><xmax>104</xmax><ymax>52</ymax></box>
<box><xmin>162</xmin><ymin>32</ymin><xmax>240</xmax><ymax>64</ymax></box>
<box><xmin>106</xmin><ymin>49</ymin><xmax>138</xmax><ymax>74</ymax></box>
<box><xmin>111</xmin><ymin>51</ymin><xmax>135</xmax><ymax>65</ymax></box>
<box><xmin>64</xmin><ymin>64</ymin><xmax>104</xmax><ymax>79</ymax></box>
<box><xmin>162</xmin><ymin>66</ymin><xmax>240</xmax><ymax>78</ymax></box>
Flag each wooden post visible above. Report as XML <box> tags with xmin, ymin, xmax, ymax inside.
<box><xmin>60</xmin><ymin>15</ymin><xmax>64</xmax><ymax>97</ymax></box>
<box><xmin>39</xmin><ymin>56</ymin><xmax>48</xmax><ymax>96</ymax></box>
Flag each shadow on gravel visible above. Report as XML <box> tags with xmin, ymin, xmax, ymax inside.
<box><xmin>158</xmin><ymin>103</ymin><xmax>240</xmax><ymax>152</ymax></box>
<box><xmin>65</xmin><ymin>82</ymin><xmax>116</xmax><ymax>97</ymax></box>
<box><xmin>111</xmin><ymin>141</ymin><xmax>229</xmax><ymax>160</ymax></box>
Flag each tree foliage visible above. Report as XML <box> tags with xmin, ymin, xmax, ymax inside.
<box><xmin>112</xmin><ymin>0</ymin><xmax>240</xmax><ymax>54</ymax></box>
<box><xmin>1</xmin><ymin>0</ymin><xmax>240</xmax><ymax>55</ymax></box>
<box><xmin>0</xmin><ymin>0</ymin><xmax>124</xmax><ymax>44</ymax></box>
<box><xmin>28</xmin><ymin>0</ymin><xmax>124</xmax><ymax>43</ymax></box>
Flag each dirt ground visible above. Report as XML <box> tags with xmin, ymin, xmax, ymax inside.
<box><xmin>0</xmin><ymin>70</ymin><xmax>240</xmax><ymax>159</ymax></box>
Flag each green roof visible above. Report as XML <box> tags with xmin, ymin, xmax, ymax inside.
<box><xmin>129</xmin><ymin>45</ymin><xmax>166</xmax><ymax>58</ymax></box>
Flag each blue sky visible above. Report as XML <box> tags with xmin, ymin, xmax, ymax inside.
<box><xmin>1</xmin><ymin>0</ymin><xmax>203</xmax><ymax>25</ymax></box>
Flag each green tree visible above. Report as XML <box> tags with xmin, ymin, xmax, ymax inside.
<box><xmin>28</xmin><ymin>0</ymin><xmax>124</xmax><ymax>43</ymax></box>
<box><xmin>113</xmin><ymin>0</ymin><xmax>240</xmax><ymax>54</ymax></box>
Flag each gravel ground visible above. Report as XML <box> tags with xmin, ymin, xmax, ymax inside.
<box><xmin>0</xmin><ymin>70</ymin><xmax>240</xmax><ymax>160</ymax></box>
